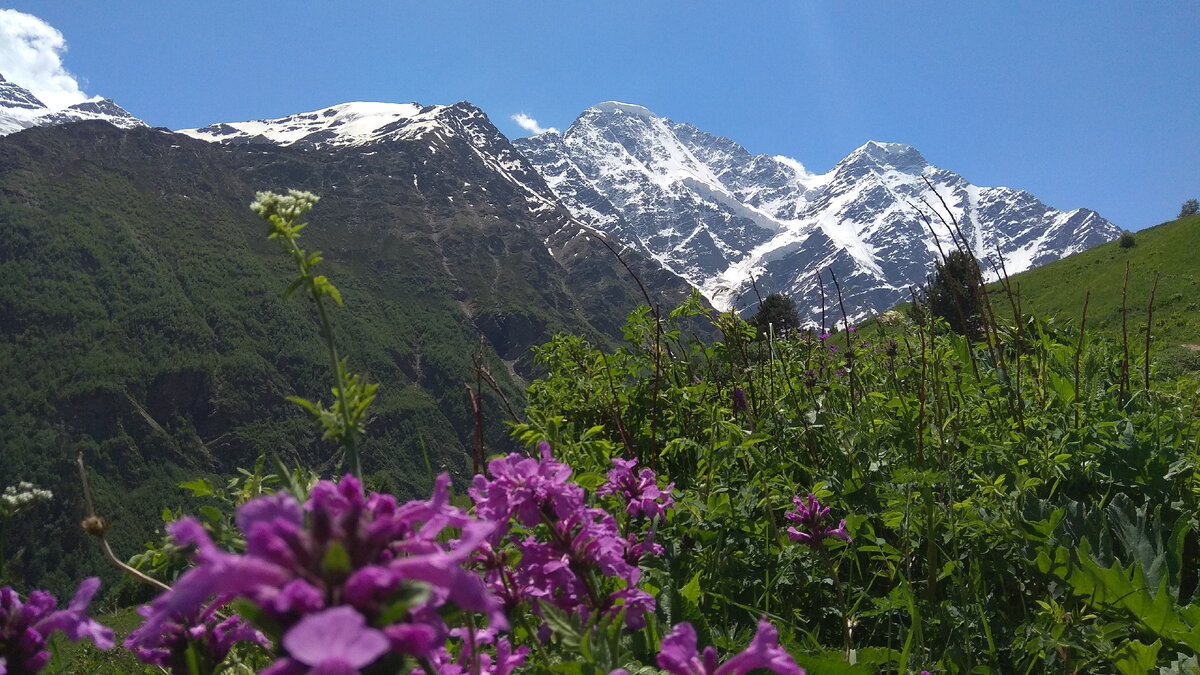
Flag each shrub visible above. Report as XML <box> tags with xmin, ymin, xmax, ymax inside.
<box><xmin>750</xmin><ymin>292</ymin><xmax>801</xmax><ymax>336</ymax></box>
<box><xmin>1119</xmin><ymin>230</ymin><xmax>1137</xmax><ymax>249</ymax></box>
<box><xmin>1181</xmin><ymin>198</ymin><xmax>1199</xmax><ymax>218</ymax></box>
<box><xmin>923</xmin><ymin>249</ymin><xmax>985</xmax><ymax>339</ymax></box>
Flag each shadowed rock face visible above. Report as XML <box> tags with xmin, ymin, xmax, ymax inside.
<box><xmin>516</xmin><ymin>103</ymin><xmax>1121</xmax><ymax>323</ymax></box>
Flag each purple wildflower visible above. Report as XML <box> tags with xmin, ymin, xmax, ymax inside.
<box><xmin>597</xmin><ymin>458</ymin><xmax>675</xmax><ymax>521</ymax></box>
<box><xmin>469</xmin><ymin>442</ymin><xmax>583</xmax><ymax>532</ymax></box>
<box><xmin>423</xmin><ymin>629</ymin><xmax>529</xmax><ymax>675</ymax></box>
<box><xmin>828</xmin><ymin>344</ymin><xmax>839</xmax><ymax>354</ymax></box>
<box><xmin>836</xmin><ymin>368</ymin><xmax>848</xmax><ymax>379</ymax></box>
<box><xmin>803</xmin><ymin>370</ymin><xmax>818</xmax><ymax>388</ymax></box>
<box><xmin>0</xmin><ymin>578</ymin><xmax>114</xmax><ymax>673</ymax></box>
<box><xmin>847</xmin><ymin>324</ymin><xmax>857</xmax><ymax>334</ymax></box>
<box><xmin>125</xmin><ymin>602</ymin><xmax>269</xmax><ymax>672</ymax></box>
<box><xmin>129</xmin><ymin>473</ymin><xmax>505</xmax><ymax>673</ymax></box>
<box><xmin>656</xmin><ymin>618</ymin><xmax>804</xmax><ymax>675</ymax></box>
<box><xmin>785</xmin><ymin>494</ymin><xmax>850</xmax><ymax>549</ymax></box>
<box><xmin>470</xmin><ymin>444</ymin><xmax>659</xmax><ymax>630</ymax></box>
<box><xmin>731</xmin><ymin>389</ymin><xmax>747</xmax><ymax>413</ymax></box>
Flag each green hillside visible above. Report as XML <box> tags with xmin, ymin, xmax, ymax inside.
<box><xmin>0</xmin><ymin>121</ymin><xmax>689</xmax><ymax>594</ymax></box>
<box><xmin>1001</xmin><ymin>214</ymin><xmax>1200</xmax><ymax>372</ymax></box>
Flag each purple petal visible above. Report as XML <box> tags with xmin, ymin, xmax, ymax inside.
<box><xmin>714</xmin><ymin>618</ymin><xmax>804</xmax><ymax>675</ymax></box>
<box><xmin>283</xmin><ymin>606</ymin><xmax>389</xmax><ymax>670</ymax></box>
<box><xmin>383</xmin><ymin>623</ymin><xmax>440</xmax><ymax>656</ymax></box>
<box><xmin>236</xmin><ymin>493</ymin><xmax>303</xmax><ymax>536</ymax></box>
<box><xmin>657</xmin><ymin>622</ymin><xmax>702</xmax><ymax>674</ymax></box>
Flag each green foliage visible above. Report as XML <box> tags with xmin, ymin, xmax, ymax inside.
<box><xmin>1181</xmin><ymin>199</ymin><xmax>1199</xmax><ymax>219</ymax></box>
<box><xmin>750</xmin><ymin>293</ymin><xmax>801</xmax><ymax>336</ymax></box>
<box><xmin>999</xmin><ymin>213</ymin><xmax>1200</xmax><ymax>356</ymax></box>
<box><xmin>922</xmin><ymin>249</ymin><xmax>985</xmax><ymax>340</ymax></box>
<box><xmin>517</xmin><ymin>290</ymin><xmax>1200</xmax><ymax>672</ymax></box>
<box><xmin>251</xmin><ymin>190</ymin><xmax>378</xmax><ymax>477</ymax></box>
<box><xmin>1119</xmin><ymin>230</ymin><xmax>1137</xmax><ymax>249</ymax></box>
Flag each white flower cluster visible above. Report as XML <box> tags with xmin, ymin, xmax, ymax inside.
<box><xmin>249</xmin><ymin>189</ymin><xmax>320</xmax><ymax>222</ymax></box>
<box><xmin>1</xmin><ymin>481</ymin><xmax>53</xmax><ymax>516</ymax></box>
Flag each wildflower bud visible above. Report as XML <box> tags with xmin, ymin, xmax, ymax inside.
<box><xmin>732</xmin><ymin>389</ymin><xmax>747</xmax><ymax>413</ymax></box>
<box><xmin>81</xmin><ymin>515</ymin><xmax>108</xmax><ymax>537</ymax></box>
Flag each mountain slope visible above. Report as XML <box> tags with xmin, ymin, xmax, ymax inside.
<box><xmin>0</xmin><ymin>113</ymin><xmax>691</xmax><ymax>592</ymax></box>
<box><xmin>180</xmin><ymin>101</ymin><xmax>698</xmax><ymax>334</ymax></box>
<box><xmin>1000</xmin><ymin>214</ymin><xmax>1200</xmax><ymax>367</ymax></box>
<box><xmin>0</xmin><ymin>73</ymin><xmax>144</xmax><ymax>136</ymax></box>
<box><xmin>516</xmin><ymin>102</ymin><xmax>1120</xmax><ymax>323</ymax></box>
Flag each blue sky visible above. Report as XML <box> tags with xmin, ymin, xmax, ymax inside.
<box><xmin>3</xmin><ymin>1</ymin><xmax>1197</xmax><ymax>231</ymax></box>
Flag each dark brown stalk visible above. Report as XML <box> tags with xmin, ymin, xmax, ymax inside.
<box><xmin>1144</xmin><ymin>272</ymin><xmax>1160</xmax><ymax>392</ymax></box>
<box><xmin>910</xmin><ymin>288</ymin><xmax>941</xmax><ymax>604</ymax></box>
<box><xmin>911</xmin><ymin>288</ymin><xmax>928</xmax><ymax>471</ymax></box>
<box><xmin>1120</xmin><ymin>261</ymin><xmax>1131</xmax><ymax>403</ymax></box>
<box><xmin>1074</xmin><ymin>292</ymin><xmax>1090</xmax><ymax>430</ymax></box>
<box><xmin>921</xmin><ymin>177</ymin><xmax>974</xmax><ymax>259</ymax></box>
<box><xmin>750</xmin><ymin>273</ymin><xmax>766</xmax><ymax>313</ymax></box>
<box><xmin>598</xmin><ymin>348</ymin><xmax>638</xmax><ymax>461</ymax></box>
<box><xmin>908</xmin><ymin>201</ymin><xmax>981</xmax><ymax>381</ymax></box>
<box><xmin>920</xmin><ymin>179</ymin><xmax>1006</xmax><ymax>374</ymax></box>
<box><xmin>464</xmin><ymin>383</ymin><xmax>484</xmax><ymax>473</ymax></box>
<box><xmin>816</xmin><ymin>271</ymin><xmax>827</xmax><ymax>333</ymax></box>
<box><xmin>829</xmin><ymin>268</ymin><xmax>857</xmax><ymax>415</ymax></box>
<box><xmin>473</xmin><ymin>358</ymin><xmax>521</xmax><ymax>423</ymax></box>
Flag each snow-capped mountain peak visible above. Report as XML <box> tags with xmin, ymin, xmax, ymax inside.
<box><xmin>516</xmin><ymin>103</ymin><xmax>1120</xmax><ymax>322</ymax></box>
<box><xmin>182</xmin><ymin>100</ymin><xmax>564</xmax><ymax>215</ymax></box>
<box><xmin>181</xmin><ymin>101</ymin><xmax>428</xmax><ymax>147</ymax></box>
<box><xmin>0</xmin><ymin>73</ymin><xmax>145</xmax><ymax>136</ymax></box>
<box><xmin>0</xmin><ymin>74</ymin><xmax>46</xmax><ymax>110</ymax></box>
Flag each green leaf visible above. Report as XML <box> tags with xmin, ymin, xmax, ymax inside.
<box><xmin>178</xmin><ymin>478</ymin><xmax>214</xmax><ymax>498</ymax></box>
<box><xmin>680</xmin><ymin>571</ymin><xmax>703</xmax><ymax>606</ymax></box>
<box><xmin>198</xmin><ymin>506</ymin><xmax>224</xmax><ymax>526</ymax></box>
<box><xmin>1111</xmin><ymin>639</ymin><xmax>1161</xmax><ymax>675</ymax></box>
<box><xmin>539</xmin><ymin>600</ymin><xmax>582</xmax><ymax>649</ymax></box>
<box><xmin>706</xmin><ymin>492</ymin><xmax>732</xmax><ymax>518</ymax></box>
<box><xmin>321</xmin><ymin>541</ymin><xmax>352</xmax><ymax>577</ymax></box>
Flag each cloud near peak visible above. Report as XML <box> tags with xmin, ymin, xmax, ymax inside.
<box><xmin>511</xmin><ymin>112</ymin><xmax>558</xmax><ymax>136</ymax></box>
<box><xmin>0</xmin><ymin>9</ymin><xmax>88</xmax><ymax>109</ymax></box>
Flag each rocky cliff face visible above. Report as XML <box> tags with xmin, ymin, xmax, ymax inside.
<box><xmin>516</xmin><ymin>102</ymin><xmax>1120</xmax><ymax>322</ymax></box>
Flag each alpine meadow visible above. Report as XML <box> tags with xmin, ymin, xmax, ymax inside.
<box><xmin>0</xmin><ymin>4</ymin><xmax>1198</xmax><ymax>674</ymax></box>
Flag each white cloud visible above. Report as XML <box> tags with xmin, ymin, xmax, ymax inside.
<box><xmin>0</xmin><ymin>9</ymin><xmax>88</xmax><ymax>109</ymax></box>
<box><xmin>511</xmin><ymin>112</ymin><xmax>558</xmax><ymax>136</ymax></box>
<box><xmin>773</xmin><ymin>155</ymin><xmax>812</xmax><ymax>178</ymax></box>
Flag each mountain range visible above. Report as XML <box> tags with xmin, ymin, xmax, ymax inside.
<box><xmin>516</xmin><ymin>102</ymin><xmax>1120</xmax><ymax>321</ymax></box>
<box><xmin>0</xmin><ymin>75</ymin><xmax>1121</xmax><ymax>324</ymax></box>
<box><xmin>0</xmin><ymin>78</ymin><xmax>1121</xmax><ymax>589</ymax></box>
<box><xmin>0</xmin><ymin>74</ymin><xmax>144</xmax><ymax>136</ymax></box>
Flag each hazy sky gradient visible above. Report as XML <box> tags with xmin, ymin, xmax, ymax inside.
<box><xmin>6</xmin><ymin>1</ymin><xmax>1197</xmax><ymax>231</ymax></box>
